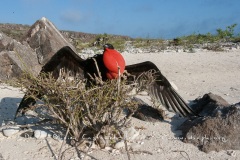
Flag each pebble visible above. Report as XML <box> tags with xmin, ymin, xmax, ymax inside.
<box><xmin>114</xmin><ymin>141</ymin><xmax>131</xmax><ymax>149</ymax></box>
<box><xmin>34</xmin><ymin>130</ymin><xmax>49</xmax><ymax>139</ymax></box>
<box><xmin>110</xmin><ymin>149</ymin><xmax>121</xmax><ymax>156</ymax></box>
<box><xmin>2</xmin><ymin>126</ymin><xmax>20</xmax><ymax>137</ymax></box>
<box><xmin>122</xmin><ymin>127</ymin><xmax>139</xmax><ymax>141</ymax></box>
<box><xmin>24</xmin><ymin>110</ymin><xmax>38</xmax><ymax>117</ymax></box>
<box><xmin>156</xmin><ymin>149</ymin><xmax>161</xmax><ymax>153</ymax></box>
<box><xmin>97</xmin><ymin>135</ymin><xmax>106</xmax><ymax>148</ymax></box>
<box><xmin>105</xmin><ymin>146</ymin><xmax>113</xmax><ymax>151</ymax></box>
<box><xmin>134</xmin><ymin>134</ymin><xmax>146</xmax><ymax>141</ymax></box>
<box><xmin>130</xmin><ymin>143</ymin><xmax>142</xmax><ymax>150</ymax></box>
<box><xmin>52</xmin><ymin>133</ymin><xmax>63</xmax><ymax>142</ymax></box>
<box><xmin>227</xmin><ymin>150</ymin><xmax>236</xmax><ymax>157</ymax></box>
<box><xmin>114</xmin><ymin>141</ymin><xmax>125</xmax><ymax>149</ymax></box>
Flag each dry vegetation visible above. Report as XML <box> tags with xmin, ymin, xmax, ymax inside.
<box><xmin>17</xmin><ymin>67</ymin><xmax>155</xmax><ymax>158</ymax></box>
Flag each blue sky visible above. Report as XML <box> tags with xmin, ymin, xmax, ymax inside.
<box><xmin>0</xmin><ymin>0</ymin><xmax>240</xmax><ymax>39</ymax></box>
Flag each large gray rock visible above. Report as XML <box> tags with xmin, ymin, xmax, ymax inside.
<box><xmin>0</xmin><ymin>40</ymin><xmax>40</xmax><ymax>80</ymax></box>
<box><xmin>180</xmin><ymin>93</ymin><xmax>240</xmax><ymax>153</ymax></box>
<box><xmin>191</xmin><ymin>92</ymin><xmax>230</xmax><ymax>116</ymax></box>
<box><xmin>0</xmin><ymin>32</ymin><xmax>12</xmax><ymax>52</ymax></box>
<box><xmin>24</xmin><ymin>17</ymin><xmax>75</xmax><ymax>65</ymax></box>
<box><xmin>0</xmin><ymin>17</ymin><xmax>76</xmax><ymax>80</ymax></box>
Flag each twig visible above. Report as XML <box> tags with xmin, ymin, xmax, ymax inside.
<box><xmin>77</xmin><ymin>148</ymin><xmax>99</xmax><ymax>160</ymax></box>
<box><xmin>172</xmin><ymin>150</ymin><xmax>190</xmax><ymax>160</ymax></box>
<box><xmin>117</xmin><ymin>66</ymin><xmax>121</xmax><ymax>96</ymax></box>
<box><xmin>58</xmin><ymin>125</ymin><xmax>70</xmax><ymax>160</ymax></box>
<box><xmin>92</xmin><ymin>58</ymin><xmax>102</xmax><ymax>81</ymax></box>
<box><xmin>83</xmin><ymin>140</ymin><xmax>93</xmax><ymax>160</ymax></box>
<box><xmin>119</xmin><ymin>130</ymin><xmax>131</xmax><ymax>160</ymax></box>
<box><xmin>82</xmin><ymin>94</ymin><xmax>96</xmax><ymax>125</ymax></box>
<box><xmin>124</xmin><ymin>138</ymin><xmax>131</xmax><ymax>160</ymax></box>
<box><xmin>128</xmin><ymin>150</ymin><xmax>153</xmax><ymax>155</ymax></box>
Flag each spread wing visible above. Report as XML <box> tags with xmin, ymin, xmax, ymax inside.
<box><xmin>16</xmin><ymin>46</ymin><xmax>86</xmax><ymax>117</ymax></box>
<box><xmin>125</xmin><ymin>61</ymin><xmax>196</xmax><ymax>117</ymax></box>
<box><xmin>41</xmin><ymin>46</ymin><xmax>85</xmax><ymax>78</ymax></box>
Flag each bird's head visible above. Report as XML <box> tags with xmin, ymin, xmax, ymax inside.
<box><xmin>103</xmin><ymin>44</ymin><xmax>114</xmax><ymax>50</ymax></box>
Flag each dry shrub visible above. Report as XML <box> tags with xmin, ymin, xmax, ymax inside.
<box><xmin>18</xmin><ymin>69</ymin><xmax>155</xmax><ymax>149</ymax></box>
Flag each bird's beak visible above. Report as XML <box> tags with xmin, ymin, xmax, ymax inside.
<box><xmin>103</xmin><ymin>44</ymin><xmax>107</xmax><ymax>48</ymax></box>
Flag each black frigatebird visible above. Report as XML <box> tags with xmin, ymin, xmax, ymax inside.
<box><xmin>15</xmin><ymin>44</ymin><xmax>196</xmax><ymax>117</ymax></box>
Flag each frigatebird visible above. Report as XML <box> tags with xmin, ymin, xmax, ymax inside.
<box><xmin>15</xmin><ymin>44</ymin><xmax>196</xmax><ymax>117</ymax></box>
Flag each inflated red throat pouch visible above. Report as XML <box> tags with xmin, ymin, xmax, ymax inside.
<box><xmin>103</xmin><ymin>48</ymin><xmax>125</xmax><ymax>79</ymax></box>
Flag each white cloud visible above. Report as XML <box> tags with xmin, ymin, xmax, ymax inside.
<box><xmin>61</xmin><ymin>10</ymin><xmax>83</xmax><ymax>24</ymax></box>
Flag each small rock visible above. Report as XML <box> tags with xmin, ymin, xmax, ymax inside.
<box><xmin>111</xmin><ymin>149</ymin><xmax>117</xmax><ymax>153</ymax></box>
<box><xmin>227</xmin><ymin>150</ymin><xmax>236</xmax><ymax>157</ymax></box>
<box><xmin>156</xmin><ymin>148</ymin><xmax>162</xmax><ymax>153</ymax></box>
<box><xmin>114</xmin><ymin>141</ymin><xmax>125</xmax><ymax>149</ymax></box>
<box><xmin>135</xmin><ymin>134</ymin><xmax>146</xmax><ymax>141</ymax></box>
<box><xmin>34</xmin><ymin>130</ymin><xmax>49</xmax><ymax>139</ymax></box>
<box><xmin>122</xmin><ymin>127</ymin><xmax>139</xmax><ymax>141</ymax></box>
<box><xmin>25</xmin><ymin>110</ymin><xmax>38</xmax><ymax>117</ymax></box>
<box><xmin>2</xmin><ymin>126</ymin><xmax>20</xmax><ymax>137</ymax></box>
<box><xmin>105</xmin><ymin>146</ymin><xmax>113</xmax><ymax>151</ymax></box>
<box><xmin>130</xmin><ymin>143</ymin><xmax>142</xmax><ymax>150</ymax></box>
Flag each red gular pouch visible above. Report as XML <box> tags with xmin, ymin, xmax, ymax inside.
<box><xmin>103</xmin><ymin>48</ymin><xmax>126</xmax><ymax>79</ymax></box>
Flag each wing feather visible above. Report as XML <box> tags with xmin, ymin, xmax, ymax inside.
<box><xmin>126</xmin><ymin>61</ymin><xmax>197</xmax><ymax>117</ymax></box>
<box><xmin>41</xmin><ymin>46</ymin><xmax>85</xmax><ymax>78</ymax></box>
<box><xmin>16</xmin><ymin>46</ymin><xmax>86</xmax><ymax>117</ymax></box>
<box><xmin>164</xmin><ymin>88</ymin><xmax>187</xmax><ymax>116</ymax></box>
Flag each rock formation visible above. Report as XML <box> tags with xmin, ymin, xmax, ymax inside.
<box><xmin>180</xmin><ymin>93</ymin><xmax>240</xmax><ymax>153</ymax></box>
<box><xmin>24</xmin><ymin>17</ymin><xmax>75</xmax><ymax>65</ymax></box>
<box><xmin>0</xmin><ymin>38</ymin><xmax>40</xmax><ymax>80</ymax></box>
<box><xmin>0</xmin><ymin>17</ymin><xmax>75</xmax><ymax>81</ymax></box>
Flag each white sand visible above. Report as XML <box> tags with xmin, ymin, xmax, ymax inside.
<box><xmin>0</xmin><ymin>49</ymin><xmax>240</xmax><ymax>160</ymax></box>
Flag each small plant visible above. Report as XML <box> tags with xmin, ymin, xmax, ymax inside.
<box><xmin>73</xmin><ymin>40</ymin><xmax>90</xmax><ymax>52</ymax></box>
<box><xmin>18</xmin><ymin>68</ymin><xmax>155</xmax><ymax>151</ymax></box>
<box><xmin>109</xmin><ymin>37</ymin><xmax>126</xmax><ymax>52</ymax></box>
<box><xmin>132</xmin><ymin>38</ymin><xmax>166</xmax><ymax>51</ymax></box>
<box><xmin>216</xmin><ymin>24</ymin><xmax>237</xmax><ymax>41</ymax></box>
<box><xmin>80</xmin><ymin>33</ymin><xmax>127</xmax><ymax>52</ymax></box>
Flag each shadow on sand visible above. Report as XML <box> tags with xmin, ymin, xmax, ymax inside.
<box><xmin>0</xmin><ymin>97</ymin><xmax>22</xmax><ymax>126</ymax></box>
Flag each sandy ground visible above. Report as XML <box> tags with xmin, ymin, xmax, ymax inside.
<box><xmin>0</xmin><ymin>49</ymin><xmax>240</xmax><ymax>160</ymax></box>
